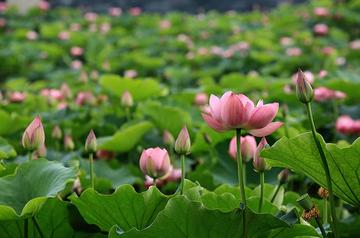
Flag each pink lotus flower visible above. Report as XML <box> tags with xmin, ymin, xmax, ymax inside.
<box><xmin>76</xmin><ymin>92</ymin><xmax>96</xmax><ymax>106</ymax></box>
<box><xmin>26</xmin><ymin>31</ymin><xmax>38</xmax><ymax>41</ymax></box>
<box><xmin>144</xmin><ymin>175</ymin><xmax>165</xmax><ymax>188</ymax></box>
<box><xmin>60</xmin><ymin>83</ymin><xmax>72</xmax><ymax>99</ymax></box>
<box><xmin>165</xmin><ymin>167</ymin><xmax>182</xmax><ymax>182</ymax></box>
<box><xmin>35</xmin><ymin>144</ymin><xmax>47</xmax><ymax>158</ymax></box>
<box><xmin>71</xmin><ymin>60</ymin><xmax>83</xmax><ymax>70</ymax></box>
<box><xmin>70</xmin><ymin>46</ymin><xmax>84</xmax><ymax>57</ymax></box>
<box><xmin>336</xmin><ymin>115</ymin><xmax>360</xmax><ymax>135</ymax></box>
<box><xmin>108</xmin><ymin>7</ymin><xmax>122</xmax><ymax>16</ymax></box>
<box><xmin>0</xmin><ymin>2</ymin><xmax>7</xmax><ymax>12</ymax></box>
<box><xmin>84</xmin><ymin>12</ymin><xmax>98</xmax><ymax>22</ymax></box>
<box><xmin>58</xmin><ymin>31</ymin><xmax>70</xmax><ymax>41</ymax></box>
<box><xmin>9</xmin><ymin>92</ymin><xmax>26</xmax><ymax>103</ymax></box>
<box><xmin>129</xmin><ymin>7</ymin><xmax>142</xmax><ymax>16</ymax></box>
<box><xmin>228</xmin><ymin>135</ymin><xmax>257</xmax><ymax>162</ymax></box>
<box><xmin>139</xmin><ymin>147</ymin><xmax>171</xmax><ymax>178</ymax></box>
<box><xmin>39</xmin><ymin>0</ymin><xmax>50</xmax><ymax>11</ymax></box>
<box><xmin>202</xmin><ymin>91</ymin><xmax>282</xmax><ymax>137</ymax></box>
<box><xmin>124</xmin><ymin>69</ymin><xmax>137</xmax><ymax>78</ymax></box>
<box><xmin>313</xmin><ymin>23</ymin><xmax>328</xmax><ymax>36</ymax></box>
<box><xmin>159</xmin><ymin>20</ymin><xmax>171</xmax><ymax>29</ymax></box>
<box><xmin>100</xmin><ymin>23</ymin><xmax>111</xmax><ymax>33</ymax></box>
<box><xmin>253</xmin><ymin>137</ymin><xmax>270</xmax><ymax>172</ymax></box>
<box><xmin>314</xmin><ymin>87</ymin><xmax>346</xmax><ymax>102</ymax></box>
<box><xmin>163</xmin><ymin>130</ymin><xmax>174</xmax><ymax>146</ymax></box>
<box><xmin>292</xmin><ymin>71</ymin><xmax>314</xmax><ymax>84</ymax></box>
<box><xmin>350</xmin><ymin>40</ymin><xmax>360</xmax><ymax>50</ymax></box>
<box><xmin>314</xmin><ymin>7</ymin><xmax>329</xmax><ymax>17</ymax></box>
<box><xmin>57</xmin><ymin>102</ymin><xmax>68</xmax><ymax>110</ymax></box>
<box><xmin>318</xmin><ymin>70</ymin><xmax>328</xmax><ymax>78</ymax></box>
<box><xmin>194</xmin><ymin>93</ymin><xmax>208</xmax><ymax>106</ymax></box>
<box><xmin>41</xmin><ymin>89</ymin><xmax>64</xmax><ymax>101</ymax></box>
<box><xmin>22</xmin><ymin>116</ymin><xmax>45</xmax><ymax>151</ymax></box>
<box><xmin>322</xmin><ymin>46</ymin><xmax>334</xmax><ymax>55</ymax></box>
<box><xmin>286</xmin><ymin>47</ymin><xmax>302</xmax><ymax>57</ymax></box>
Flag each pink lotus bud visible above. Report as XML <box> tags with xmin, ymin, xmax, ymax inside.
<box><xmin>60</xmin><ymin>83</ymin><xmax>71</xmax><ymax>99</ymax></box>
<box><xmin>314</xmin><ymin>7</ymin><xmax>329</xmax><ymax>17</ymax></box>
<box><xmin>296</xmin><ymin>69</ymin><xmax>314</xmax><ymax>103</ymax></box>
<box><xmin>22</xmin><ymin>116</ymin><xmax>45</xmax><ymax>151</ymax></box>
<box><xmin>108</xmin><ymin>7</ymin><xmax>122</xmax><ymax>16</ymax></box>
<box><xmin>292</xmin><ymin>71</ymin><xmax>314</xmax><ymax>85</ymax></box>
<box><xmin>163</xmin><ymin>130</ymin><xmax>175</xmax><ymax>146</ymax></box>
<box><xmin>228</xmin><ymin>135</ymin><xmax>257</xmax><ymax>162</ymax></box>
<box><xmin>70</xmin><ymin>46</ymin><xmax>84</xmax><ymax>57</ymax></box>
<box><xmin>313</xmin><ymin>23</ymin><xmax>328</xmax><ymax>36</ymax></box>
<box><xmin>121</xmin><ymin>91</ymin><xmax>133</xmax><ymax>107</ymax></box>
<box><xmin>39</xmin><ymin>0</ymin><xmax>50</xmax><ymax>11</ymax></box>
<box><xmin>96</xmin><ymin>150</ymin><xmax>115</xmax><ymax>160</ymax></box>
<box><xmin>64</xmin><ymin>135</ymin><xmax>75</xmax><ymax>151</ymax></box>
<box><xmin>194</xmin><ymin>93</ymin><xmax>208</xmax><ymax>106</ymax></box>
<box><xmin>322</xmin><ymin>46</ymin><xmax>334</xmax><ymax>56</ymax></box>
<box><xmin>174</xmin><ymin>126</ymin><xmax>191</xmax><ymax>155</ymax></box>
<box><xmin>58</xmin><ymin>31</ymin><xmax>70</xmax><ymax>41</ymax></box>
<box><xmin>139</xmin><ymin>147</ymin><xmax>171</xmax><ymax>178</ymax></box>
<box><xmin>9</xmin><ymin>92</ymin><xmax>26</xmax><ymax>103</ymax></box>
<box><xmin>52</xmin><ymin>125</ymin><xmax>62</xmax><ymax>140</ymax></box>
<box><xmin>85</xmin><ymin>130</ymin><xmax>97</xmax><ymax>153</ymax></box>
<box><xmin>253</xmin><ymin>137</ymin><xmax>270</xmax><ymax>172</ymax></box>
<box><xmin>76</xmin><ymin>92</ymin><xmax>96</xmax><ymax>106</ymax></box>
<box><xmin>318</xmin><ymin>70</ymin><xmax>328</xmax><ymax>78</ymax></box>
<box><xmin>129</xmin><ymin>7</ymin><xmax>142</xmax><ymax>16</ymax></box>
<box><xmin>26</xmin><ymin>31</ymin><xmax>38</xmax><ymax>41</ymax></box>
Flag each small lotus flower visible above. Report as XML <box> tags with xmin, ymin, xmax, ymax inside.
<box><xmin>350</xmin><ymin>40</ymin><xmax>360</xmax><ymax>50</ymax></box>
<box><xmin>85</xmin><ymin>130</ymin><xmax>97</xmax><ymax>153</ymax></box>
<box><xmin>121</xmin><ymin>91</ymin><xmax>133</xmax><ymax>107</ymax></box>
<box><xmin>64</xmin><ymin>135</ymin><xmax>75</xmax><ymax>151</ymax></box>
<box><xmin>314</xmin><ymin>87</ymin><xmax>346</xmax><ymax>102</ymax></box>
<box><xmin>194</xmin><ymin>93</ymin><xmax>208</xmax><ymax>106</ymax></box>
<box><xmin>39</xmin><ymin>0</ymin><xmax>50</xmax><ymax>11</ymax></box>
<box><xmin>9</xmin><ymin>92</ymin><xmax>26</xmax><ymax>103</ymax></box>
<box><xmin>165</xmin><ymin>167</ymin><xmax>182</xmax><ymax>182</ymax></box>
<box><xmin>174</xmin><ymin>126</ymin><xmax>191</xmax><ymax>155</ymax></box>
<box><xmin>0</xmin><ymin>18</ymin><xmax>6</xmax><ymax>28</ymax></box>
<box><xmin>60</xmin><ymin>83</ymin><xmax>71</xmax><ymax>99</ymax></box>
<box><xmin>201</xmin><ymin>91</ymin><xmax>282</xmax><ymax>137</ymax></box>
<box><xmin>313</xmin><ymin>23</ymin><xmax>328</xmax><ymax>36</ymax></box>
<box><xmin>253</xmin><ymin>137</ymin><xmax>270</xmax><ymax>172</ymax></box>
<box><xmin>163</xmin><ymin>130</ymin><xmax>174</xmax><ymax>147</ymax></box>
<box><xmin>108</xmin><ymin>7</ymin><xmax>122</xmax><ymax>16</ymax></box>
<box><xmin>336</xmin><ymin>115</ymin><xmax>360</xmax><ymax>135</ymax></box>
<box><xmin>52</xmin><ymin>125</ymin><xmax>62</xmax><ymax>140</ymax></box>
<box><xmin>139</xmin><ymin>147</ymin><xmax>171</xmax><ymax>178</ymax></box>
<box><xmin>84</xmin><ymin>12</ymin><xmax>98</xmax><ymax>22</ymax></box>
<box><xmin>228</xmin><ymin>135</ymin><xmax>257</xmax><ymax>162</ymax></box>
<box><xmin>58</xmin><ymin>31</ymin><xmax>70</xmax><ymax>41</ymax></box>
<box><xmin>129</xmin><ymin>7</ymin><xmax>142</xmax><ymax>16</ymax></box>
<box><xmin>22</xmin><ymin>116</ymin><xmax>45</xmax><ymax>151</ymax></box>
<box><xmin>314</xmin><ymin>7</ymin><xmax>329</xmax><ymax>17</ymax></box>
<box><xmin>70</xmin><ymin>23</ymin><xmax>81</xmax><ymax>32</ymax></box>
<box><xmin>124</xmin><ymin>69</ymin><xmax>137</xmax><ymax>78</ymax></box>
<box><xmin>144</xmin><ymin>175</ymin><xmax>164</xmax><ymax>189</ymax></box>
<box><xmin>71</xmin><ymin>60</ymin><xmax>82</xmax><ymax>70</ymax></box>
<box><xmin>296</xmin><ymin>69</ymin><xmax>314</xmax><ymax>103</ymax></box>
<box><xmin>70</xmin><ymin>46</ymin><xmax>84</xmax><ymax>57</ymax></box>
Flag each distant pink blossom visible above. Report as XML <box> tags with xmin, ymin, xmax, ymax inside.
<box><xmin>314</xmin><ymin>87</ymin><xmax>346</xmax><ymax>102</ymax></box>
<box><xmin>336</xmin><ymin>115</ymin><xmax>360</xmax><ymax>135</ymax></box>
<box><xmin>159</xmin><ymin>20</ymin><xmax>171</xmax><ymax>29</ymax></box>
<box><xmin>0</xmin><ymin>18</ymin><xmax>6</xmax><ymax>27</ymax></box>
<box><xmin>0</xmin><ymin>2</ymin><xmax>7</xmax><ymax>12</ymax></box>
<box><xmin>70</xmin><ymin>46</ymin><xmax>84</xmax><ymax>57</ymax></box>
<box><xmin>286</xmin><ymin>47</ymin><xmax>302</xmax><ymax>56</ymax></box>
<box><xmin>124</xmin><ymin>69</ymin><xmax>137</xmax><ymax>78</ymax></box>
<box><xmin>280</xmin><ymin>37</ymin><xmax>293</xmax><ymax>46</ymax></box>
<box><xmin>9</xmin><ymin>92</ymin><xmax>26</xmax><ymax>103</ymax></box>
<box><xmin>100</xmin><ymin>23</ymin><xmax>111</xmax><ymax>33</ymax></box>
<box><xmin>349</xmin><ymin>40</ymin><xmax>360</xmax><ymax>50</ymax></box>
<box><xmin>84</xmin><ymin>12</ymin><xmax>98</xmax><ymax>22</ymax></box>
<box><xmin>322</xmin><ymin>46</ymin><xmax>334</xmax><ymax>55</ymax></box>
<box><xmin>41</xmin><ymin>89</ymin><xmax>64</xmax><ymax>101</ymax></box>
<box><xmin>58</xmin><ymin>31</ymin><xmax>70</xmax><ymax>40</ymax></box>
<box><xmin>129</xmin><ymin>7</ymin><xmax>142</xmax><ymax>16</ymax></box>
<box><xmin>108</xmin><ymin>7</ymin><xmax>122</xmax><ymax>16</ymax></box>
<box><xmin>71</xmin><ymin>60</ymin><xmax>83</xmax><ymax>70</ymax></box>
<box><xmin>336</xmin><ymin>57</ymin><xmax>346</xmax><ymax>66</ymax></box>
<box><xmin>57</xmin><ymin>102</ymin><xmax>68</xmax><ymax>110</ymax></box>
<box><xmin>313</xmin><ymin>23</ymin><xmax>329</xmax><ymax>36</ymax></box>
<box><xmin>314</xmin><ymin>7</ymin><xmax>329</xmax><ymax>17</ymax></box>
<box><xmin>26</xmin><ymin>31</ymin><xmax>38</xmax><ymax>40</ymax></box>
<box><xmin>195</xmin><ymin>93</ymin><xmax>208</xmax><ymax>106</ymax></box>
<box><xmin>70</xmin><ymin>23</ymin><xmax>81</xmax><ymax>32</ymax></box>
<box><xmin>38</xmin><ymin>0</ymin><xmax>50</xmax><ymax>11</ymax></box>
<box><xmin>75</xmin><ymin>91</ymin><xmax>96</xmax><ymax>106</ymax></box>
<box><xmin>318</xmin><ymin>70</ymin><xmax>328</xmax><ymax>78</ymax></box>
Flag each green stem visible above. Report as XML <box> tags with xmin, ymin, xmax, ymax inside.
<box><xmin>243</xmin><ymin>162</ymin><xmax>247</xmax><ymax>187</ymax></box>
<box><xmin>180</xmin><ymin>154</ymin><xmax>185</xmax><ymax>195</ymax></box>
<box><xmin>24</xmin><ymin>218</ymin><xmax>28</xmax><ymax>238</ymax></box>
<box><xmin>323</xmin><ymin>198</ymin><xmax>328</xmax><ymax>224</ymax></box>
<box><xmin>32</xmin><ymin>217</ymin><xmax>44</xmax><ymax>238</ymax></box>
<box><xmin>315</xmin><ymin>217</ymin><xmax>328</xmax><ymax>238</ymax></box>
<box><xmin>236</xmin><ymin>128</ymin><xmax>248</xmax><ymax>238</ymax></box>
<box><xmin>271</xmin><ymin>183</ymin><xmax>281</xmax><ymax>203</ymax></box>
<box><xmin>125</xmin><ymin>107</ymin><xmax>131</xmax><ymax>121</ymax></box>
<box><xmin>89</xmin><ymin>153</ymin><xmax>95</xmax><ymax>189</ymax></box>
<box><xmin>305</xmin><ymin>102</ymin><xmax>338</xmax><ymax>238</ymax></box>
<box><xmin>28</xmin><ymin>151</ymin><xmax>33</xmax><ymax>161</ymax></box>
<box><xmin>258</xmin><ymin>172</ymin><xmax>265</xmax><ymax>213</ymax></box>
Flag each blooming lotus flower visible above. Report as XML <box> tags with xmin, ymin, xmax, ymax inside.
<box><xmin>85</xmin><ymin>130</ymin><xmax>97</xmax><ymax>153</ymax></box>
<box><xmin>84</xmin><ymin>12</ymin><xmax>98</xmax><ymax>22</ymax></box>
<box><xmin>350</xmin><ymin>40</ymin><xmax>360</xmax><ymax>50</ymax></box>
<box><xmin>228</xmin><ymin>135</ymin><xmax>257</xmax><ymax>162</ymax></box>
<box><xmin>174</xmin><ymin>126</ymin><xmax>191</xmax><ymax>155</ymax></box>
<box><xmin>336</xmin><ymin>115</ymin><xmax>360</xmax><ymax>135</ymax></box>
<box><xmin>139</xmin><ymin>147</ymin><xmax>171</xmax><ymax>178</ymax></box>
<box><xmin>314</xmin><ymin>87</ymin><xmax>346</xmax><ymax>102</ymax></box>
<box><xmin>71</xmin><ymin>60</ymin><xmax>82</xmax><ymax>70</ymax></box>
<box><xmin>124</xmin><ymin>69</ymin><xmax>137</xmax><ymax>78</ymax></box>
<box><xmin>22</xmin><ymin>116</ymin><xmax>45</xmax><ymax>151</ymax></box>
<box><xmin>253</xmin><ymin>137</ymin><xmax>270</xmax><ymax>172</ymax></box>
<box><xmin>26</xmin><ymin>31</ymin><xmax>38</xmax><ymax>41</ymax></box>
<box><xmin>202</xmin><ymin>91</ymin><xmax>282</xmax><ymax>137</ymax></box>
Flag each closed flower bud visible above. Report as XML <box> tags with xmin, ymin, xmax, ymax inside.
<box><xmin>174</xmin><ymin>126</ymin><xmax>191</xmax><ymax>155</ymax></box>
<box><xmin>52</xmin><ymin>125</ymin><xmax>62</xmax><ymax>140</ymax></box>
<box><xmin>121</xmin><ymin>90</ymin><xmax>133</xmax><ymax>107</ymax></box>
<box><xmin>228</xmin><ymin>135</ymin><xmax>257</xmax><ymax>162</ymax></box>
<box><xmin>22</xmin><ymin>116</ymin><xmax>45</xmax><ymax>151</ymax></box>
<box><xmin>139</xmin><ymin>147</ymin><xmax>171</xmax><ymax>178</ymax></box>
<box><xmin>163</xmin><ymin>130</ymin><xmax>174</xmax><ymax>147</ymax></box>
<box><xmin>296</xmin><ymin>69</ymin><xmax>313</xmax><ymax>103</ymax></box>
<box><xmin>253</xmin><ymin>137</ymin><xmax>270</xmax><ymax>172</ymax></box>
<box><xmin>278</xmin><ymin>169</ymin><xmax>289</xmax><ymax>184</ymax></box>
<box><xmin>64</xmin><ymin>135</ymin><xmax>75</xmax><ymax>151</ymax></box>
<box><xmin>85</xmin><ymin>130</ymin><xmax>97</xmax><ymax>153</ymax></box>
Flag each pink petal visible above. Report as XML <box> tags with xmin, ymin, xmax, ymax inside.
<box><xmin>201</xmin><ymin>113</ymin><xmax>224</xmax><ymax>131</ymax></box>
<box><xmin>248</xmin><ymin>103</ymin><xmax>279</xmax><ymax>129</ymax></box>
<box><xmin>220</xmin><ymin>93</ymin><xmax>246</xmax><ymax>128</ymax></box>
<box><xmin>249</xmin><ymin>122</ymin><xmax>283</xmax><ymax>137</ymax></box>
<box><xmin>209</xmin><ymin>94</ymin><xmax>221</xmax><ymax>121</ymax></box>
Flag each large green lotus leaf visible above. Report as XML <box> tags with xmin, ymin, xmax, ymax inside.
<box><xmin>0</xmin><ymin>159</ymin><xmax>76</xmax><ymax>220</ymax></box>
<box><xmin>262</xmin><ymin>132</ymin><xmax>360</xmax><ymax>207</ymax></box>
<box><xmin>110</xmin><ymin>196</ymin><xmax>318</xmax><ymax>238</ymax></box>
<box><xmin>0</xmin><ymin>198</ymin><xmax>106</xmax><ymax>238</ymax></box>
<box><xmin>137</xmin><ymin>101</ymin><xmax>192</xmax><ymax>136</ymax></box>
<box><xmin>70</xmin><ymin>185</ymin><xmax>170</xmax><ymax>232</ymax></box>
<box><xmin>99</xmin><ymin>74</ymin><xmax>166</xmax><ymax>100</ymax></box>
<box><xmin>0</xmin><ymin>137</ymin><xmax>17</xmax><ymax>159</ymax></box>
<box><xmin>0</xmin><ymin>110</ymin><xmax>27</xmax><ymax>135</ymax></box>
<box><xmin>98</xmin><ymin>121</ymin><xmax>153</xmax><ymax>152</ymax></box>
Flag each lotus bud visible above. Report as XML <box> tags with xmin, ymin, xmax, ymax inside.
<box><xmin>174</xmin><ymin>126</ymin><xmax>191</xmax><ymax>155</ymax></box>
<box><xmin>228</xmin><ymin>135</ymin><xmax>257</xmax><ymax>162</ymax></box>
<box><xmin>64</xmin><ymin>135</ymin><xmax>75</xmax><ymax>151</ymax></box>
<box><xmin>22</xmin><ymin>116</ymin><xmax>45</xmax><ymax>151</ymax></box>
<box><xmin>139</xmin><ymin>147</ymin><xmax>171</xmax><ymax>178</ymax></box>
<box><xmin>278</xmin><ymin>169</ymin><xmax>289</xmax><ymax>184</ymax></box>
<box><xmin>85</xmin><ymin>130</ymin><xmax>97</xmax><ymax>153</ymax></box>
<box><xmin>162</xmin><ymin>130</ymin><xmax>174</xmax><ymax>147</ymax></box>
<box><xmin>52</xmin><ymin>125</ymin><xmax>62</xmax><ymax>140</ymax></box>
<box><xmin>121</xmin><ymin>90</ymin><xmax>133</xmax><ymax>107</ymax></box>
<box><xmin>296</xmin><ymin>69</ymin><xmax>313</xmax><ymax>103</ymax></box>
<box><xmin>253</xmin><ymin>137</ymin><xmax>270</xmax><ymax>172</ymax></box>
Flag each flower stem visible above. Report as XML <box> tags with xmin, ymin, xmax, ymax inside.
<box><xmin>271</xmin><ymin>183</ymin><xmax>281</xmax><ymax>203</ymax></box>
<box><xmin>243</xmin><ymin>163</ymin><xmax>247</xmax><ymax>187</ymax></box>
<box><xmin>24</xmin><ymin>218</ymin><xmax>28</xmax><ymax>238</ymax></box>
<box><xmin>315</xmin><ymin>217</ymin><xmax>328</xmax><ymax>238</ymax></box>
<box><xmin>323</xmin><ymin>198</ymin><xmax>328</xmax><ymax>224</ymax></box>
<box><xmin>32</xmin><ymin>217</ymin><xmax>44</xmax><ymax>238</ymax></box>
<box><xmin>28</xmin><ymin>151</ymin><xmax>33</xmax><ymax>161</ymax></box>
<box><xmin>258</xmin><ymin>171</ymin><xmax>265</xmax><ymax>213</ymax></box>
<box><xmin>125</xmin><ymin>107</ymin><xmax>131</xmax><ymax>121</ymax></box>
<box><xmin>89</xmin><ymin>153</ymin><xmax>95</xmax><ymax>189</ymax></box>
<box><xmin>236</xmin><ymin>128</ymin><xmax>246</xmax><ymax>205</ymax></box>
<box><xmin>180</xmin><ymin>154</ymin><xmax>185</xmax><ymax>195</ymax></box>
<box><xmin>305</xmin><ymin>102</ymin><xmax>338</xmax><ymax>238</ymax></box>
